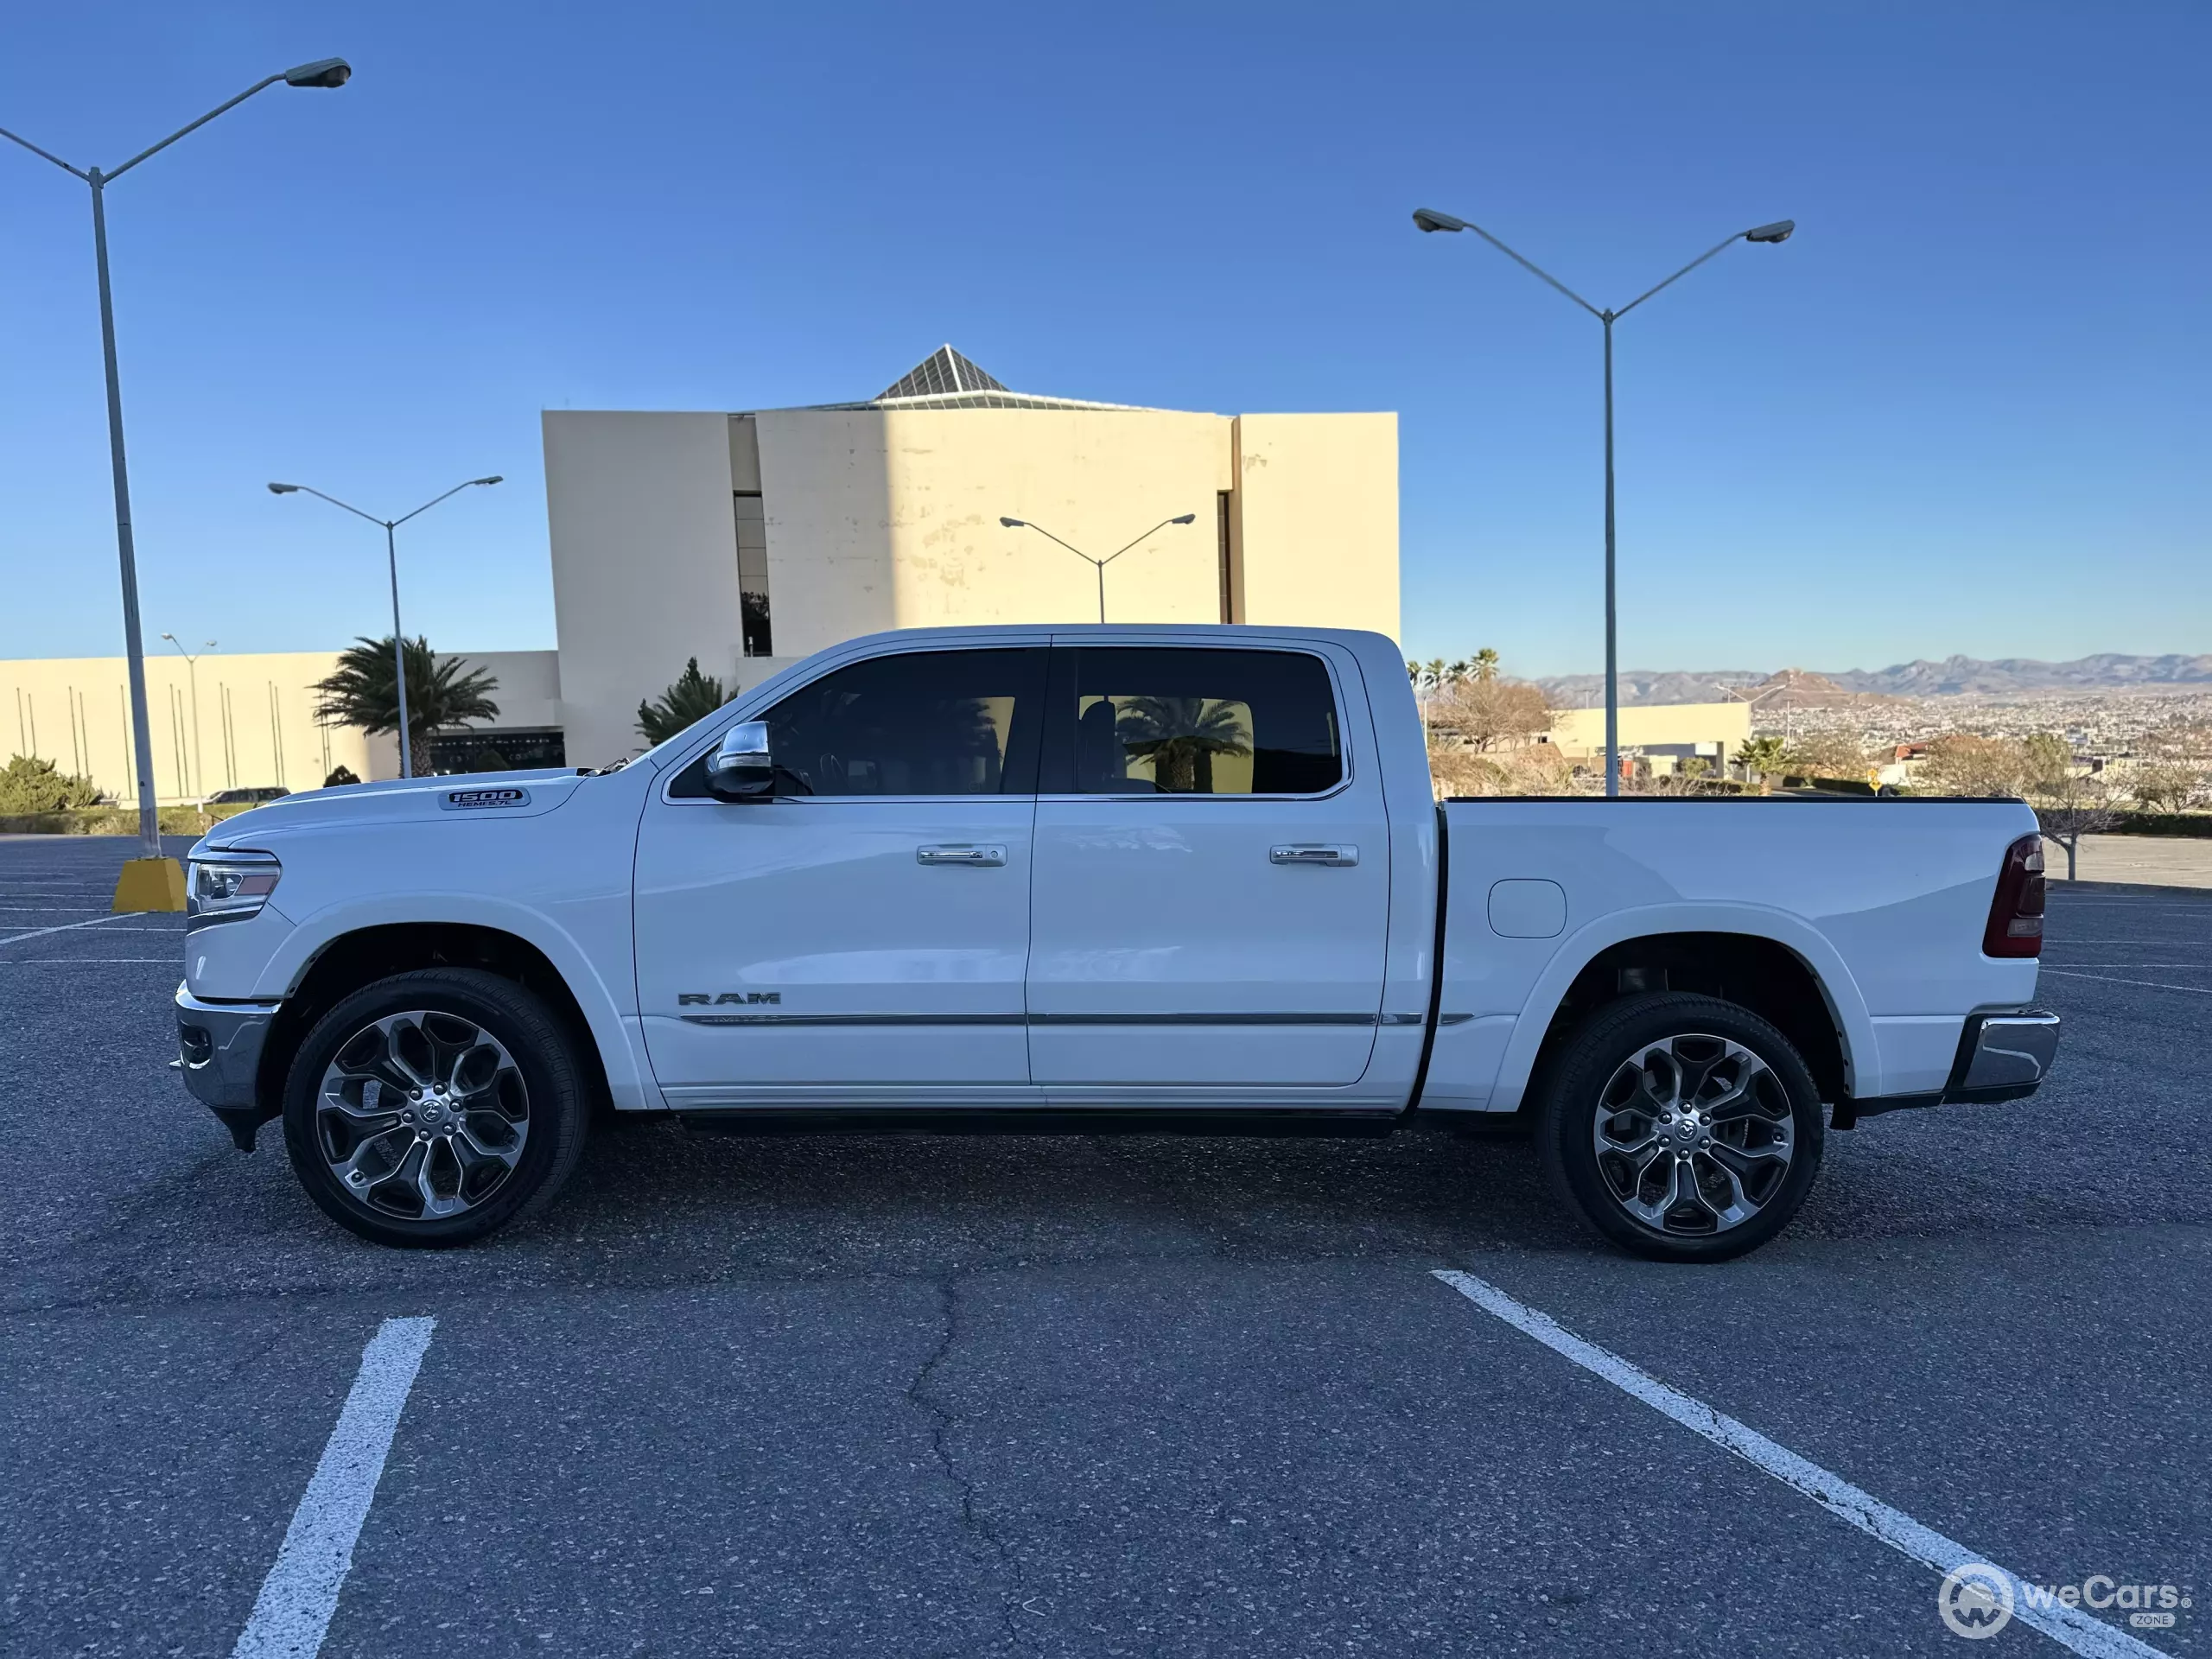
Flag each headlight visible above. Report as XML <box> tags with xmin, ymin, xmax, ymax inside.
<box><xmin>187</xmin><ymin>852</ymin><xmax>282</xmax><ymax>931</ymax></box>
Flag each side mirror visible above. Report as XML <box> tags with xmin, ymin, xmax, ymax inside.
<box><xmin>706</xmin><ymin>721</ymin><xmax>775</xmax><ymax>802</ymax></box>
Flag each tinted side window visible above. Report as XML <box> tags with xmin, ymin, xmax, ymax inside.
<box><xmin>670</xmin><ymin>649</ymin><xmax>1045</xmax><ymax>798</ymax></box>
<box><xmin>1056</xmin><ymin>647</ymin><xmax>1342</xmax><ymax>796</ymax></box>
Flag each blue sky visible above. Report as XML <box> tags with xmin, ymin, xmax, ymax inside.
<box><xmin>3</xmin><ymin>1</ymin><xmax>2204</xmax><ymax>677</ymax></box>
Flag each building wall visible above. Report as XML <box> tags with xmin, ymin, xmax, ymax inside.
<box><xmin>3</xmin><ymin>652</ymin><xmax>373</xmax><ymax>804</ymax></box>
<box><xmin>1231</xmin><ymin>413</ymin><xmax>1399</xmax><ymax>638</ymax></box>
<box><xmin>545</xmin><ymin>404</ymin><xmax>1400</xmax><ymax>767</ymax></box>
<box><xmin>875</xmin><ymin>407</ymin><xmax>1235</xmax><ymax>639</ymax></box>
<box><xmin>544</xmin><ymin>410</ymin><xmax>744</xmax><ymax>769</ymax></box>
<box><xmin>0</xmin><ymin>648</ymin><xmax>559</xmax><ymax>803</ymax></box>
<box><xmin>1548</xmin><ymin>701</ymin><xmax>1751</xmax><ymax>759</ymax></box>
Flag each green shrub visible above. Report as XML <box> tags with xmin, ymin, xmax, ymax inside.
<box><xmin>2107</xmin><ymin>812</ymin><xmax>2212</xmax><ymax>839</ymax></box>
<box><xmin>0</xmin><ymin>754</ymin><xmax>103</xmax><ymax>813</ymax></box>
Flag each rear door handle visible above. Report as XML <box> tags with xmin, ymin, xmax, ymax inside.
<box><xmin>1270</xmin><ymin>843</ymin><xmax>1358</xmax><ymax>868</ymax></box>
<box><xmin>917</xmin><ymin>843</ymin><xmax>1007</xmax><ymax>868</ymax></box>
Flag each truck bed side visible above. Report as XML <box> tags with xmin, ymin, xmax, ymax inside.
<box><xmin>1421</xmin><ymin>798</ymin><xmax>2043</xmax><ymax>1114</ymax></box>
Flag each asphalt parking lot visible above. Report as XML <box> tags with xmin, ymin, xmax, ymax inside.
<box><xmin>3</xmin><ymin>835</ymin><xmax>2207</xmax><ymax>1657</ymax></box>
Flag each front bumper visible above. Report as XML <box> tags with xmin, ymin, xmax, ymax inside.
<box><xmin>175</xmin><ymin>983</ymin><xmax>282</xmax><ymax>1149</ymax></box>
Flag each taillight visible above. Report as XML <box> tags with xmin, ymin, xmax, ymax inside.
<box><xmin>1983</xmin><ymin>833</ymin><xmax>2046</xmax><ymax>957</ymax></box>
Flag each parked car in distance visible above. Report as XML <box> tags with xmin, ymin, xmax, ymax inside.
<box><xmin>173</xmin><ymin>625</ymin><xmax>2059</xmax><ymax>1261</ymax></box>
<box><xmin>206</xmin><ymin>786</ymin><xmax>290</xmax><ymax>807</ymax></box>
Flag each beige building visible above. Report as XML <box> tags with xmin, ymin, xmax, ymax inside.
<box><xmin>545</xmin><ymin>346</ymin><xmax>1401</xmax><ymax>766</ymax></box>
<box><xmin>5</xmin><ymin>346</ymin><xmax>1400</xmax><ymax>791</ymax></box>
<box><xmin>1548</xmin><ymin>701</ymin><xmax>1752</xmax><ymax>772</ymax></box>
<box><xmin>0</xmin><ymin>649</ymin><xmax>561</xmax><ymax>806</ymax></box>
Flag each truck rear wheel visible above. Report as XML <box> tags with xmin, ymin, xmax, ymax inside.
<box><xmin>1535</xmin><ymin>992</ymin><xmax>1823</xmax><ymax>1262</ymax></box>
<box><xmin>282</xmin><ymin>968</ymin><xmax>589</xmax><ymax>1248</ymax></box>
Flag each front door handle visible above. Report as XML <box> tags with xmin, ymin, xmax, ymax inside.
<box><xmin>917</xmin><ymin>843</ymin><xmax>1007</xmax><ymax>868</ymax></box>
<box><xmin>1270</xmin><ymin>843</ymin><xmax>1358</xmax><ymax>868</ymax></box>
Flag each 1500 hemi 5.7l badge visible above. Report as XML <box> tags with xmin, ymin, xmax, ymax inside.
<box><xmin>441</xmin><ymin>786</ymin><xmax>531</xmax><ymax>810</ymax></box>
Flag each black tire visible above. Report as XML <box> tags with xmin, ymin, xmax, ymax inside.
<box><xmin>1535</xmin><ymin>992</ymin><xmax>1824</xmax><ymax>1263</ymax></box>
<box><xmin>282</xmin><ymin>968</ymin><xmax>589</xmax><ymax>1248</ymax></box>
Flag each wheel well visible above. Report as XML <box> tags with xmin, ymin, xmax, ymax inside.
<box><xmin>1529</xmin><ymin>932</ymin><xmax>1850</xmax><ymax>1105</ymax></box>
<box><xmin>256</xmin><ymin>924</ymin><xmax>610</xmax><ymax>1120</ymax></box>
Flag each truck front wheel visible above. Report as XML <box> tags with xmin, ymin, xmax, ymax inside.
<box><xmin>281</xmin><ymin>968</ymin><xmax>589</xmax><ymax>1248</ymax></box>
<box><xmin>1535</xmin><ymin>993</ymin><xmax>1824</xmax><ymax>1263</ymax></box>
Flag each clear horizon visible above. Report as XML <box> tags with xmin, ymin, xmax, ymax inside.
<box><xmin>3</xmin><ymin>2</ymin><xmax>2203</xmax><ymax>677</ymax></box>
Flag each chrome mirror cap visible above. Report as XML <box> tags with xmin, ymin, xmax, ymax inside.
<box><xmin>706</xmin><ymin>721</ymin><xmax>775</xmax><ymax>801</ymax></box>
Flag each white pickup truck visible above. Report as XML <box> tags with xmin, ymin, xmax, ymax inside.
<box><xmin>175</xmin><ymin>625</ymin><xmax>2059</xmax><ymax>1261</ymax></box>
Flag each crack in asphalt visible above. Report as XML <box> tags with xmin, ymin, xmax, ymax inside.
<box><xmin>904</xmin><ymin>1273</ymin><xmax>1042</xmax><ymax>1657</ymax></box>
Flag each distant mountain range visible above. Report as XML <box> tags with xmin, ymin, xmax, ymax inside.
<box><xmin>1535</xmin><ymin>653</ymin><xmax>2212</xmax><ymax>707</ymax></box>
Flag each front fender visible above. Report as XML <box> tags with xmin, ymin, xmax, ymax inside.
<box><xmin>258</xmin><ymin>893</ymin><xmax>664</xmax><ymax>1114</ymax></box>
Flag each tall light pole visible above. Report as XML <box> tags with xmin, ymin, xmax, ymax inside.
<box><xmin>1413</xmin><ymin>207</ymin><xmax>1795</xmax><ymax>797</ymax></box>
<box><xmin>268</xmin><ymin>478</ymin><xmax>503</xmax><ymax>778</ymax></box>
<box><xmin>999</xmin><ymin>514</ymin><xmax>1198</xmax><ymax>623</ymax></box>
<box><xmin>160</xmin><ymin>634</ymin><xmax>216</xmax><ymax>798</ymax></box>
<box><xmin>1</xmin><ymin>59</ymin><xmax>351</xmax><ymax>903</ymax></box>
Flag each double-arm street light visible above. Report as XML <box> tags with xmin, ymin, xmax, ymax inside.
<box><xmin>1000</xmin><ymin>514</ymin><xmax>1198</xmax><ymax>624</ymax></box>
<box><xmin>1414</xmin><ymin>207</ymin><xmax>1795</xmax><ymax>796</ymax></box>
<box><xmin>268</xmin><ymin>478</ymin><xmax>503</xmax><ymax>779</ymax></box>
<box><xmin>1</xmin><ymin>59</ymin><xmax>351</xmax><ymax>888</ymax></box>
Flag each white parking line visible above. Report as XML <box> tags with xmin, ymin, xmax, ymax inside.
<box><xmin>1431</xmin><ymin>1271</ymin><xmax>2167</xmax><ymax>1659</ymax></box>
<box><xmin>2040</xmin><ymin>969</ymin><xmax>2212</xmax><ymax>996</ymax></box>
<box><xmin>232</xmin><ymin>1317</ymin><xmax>436</xmax><ymax>1659</ymax></box>
<box><xmin>0</xmin><ymin>912</ymin><xmax>140</xmax><ymax>946</ymax></box>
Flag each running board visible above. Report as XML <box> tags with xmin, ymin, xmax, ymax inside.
<box><xmin>675</xmin><ymin>1108</ymin><xmax>1403</xmax><ymax>1139</ymax></box>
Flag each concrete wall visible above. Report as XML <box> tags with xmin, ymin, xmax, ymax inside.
<box><xmin>878</xmin><ymin>407</ymin><xmax>1234</xmax><ymax>637</ymax></box>
<box><xmin>544</xmin><ymin>410</ymin><xmax>743</xmax><ymax>769</ymax></box>
<box><xmin>3</xmin><ymin>652</ymin><xmax>371</xmax><ymax>803</ymax></box>
<box><xmin>0</xmin><ymin>648</ymin><xmax>561</xmax><ymax>802</ymax></box>
<box><xmin>1231</xmin><ymin>413</ymin><xmax>1399</xmax><ymax>639</ymax></box>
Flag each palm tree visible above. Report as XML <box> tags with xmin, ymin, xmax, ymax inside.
<box><xmin>636</xmin><ymin>657</ymin><xmax>731</xmax><ymax>745</ymax></box>
<box><xmin>1734</xmin><ymin>735</ymin><xmax>1789</xmax><ymax>792</ymax></box>
<box><xmin>1472</xmin><ymin>647</ymin><xmax>1501</xmax><ymax>683</ymax></box>
<box><xmin>1114</xmin><ymin>696</ymin><xmax>1252</xmax><ymax>793</ymax></box>
<box><xmin>311</xmin><ymin>636</ymin><xmax>499</xmax><ymax>760</ymax></box>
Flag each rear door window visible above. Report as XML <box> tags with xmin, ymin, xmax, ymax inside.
<box><xmin>1046</xmin><ymin>647</ymin><xmax>1344</xmax><ymax>796</ymax></box>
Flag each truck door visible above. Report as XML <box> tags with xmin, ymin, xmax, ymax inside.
<box><xmin>1026</xmin><ymin>642</ymin><xmax>1392</xmax><ymax>1093</ymax></box>
<box><xmin>633</xmin><ymin>645</ymin><xmax>1046</xmax><ymax>1103</ymax></box>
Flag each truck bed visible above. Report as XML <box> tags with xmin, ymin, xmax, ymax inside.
<box><xmin>1422</xmin><ymin>796</ymin><xmax>2044</xmax><ymax>1114</ymax></box>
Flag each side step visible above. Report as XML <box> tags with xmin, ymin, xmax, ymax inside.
<box><xmin>676</xmin><ymin>1109</ymin><xmax>1402</xmax><ymax>1140</ymax></box>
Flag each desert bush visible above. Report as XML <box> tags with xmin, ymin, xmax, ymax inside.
<box><xmin>0</xmin><ymin>754</ymin><xmax>102</xmax><ymax>813</ymax></box>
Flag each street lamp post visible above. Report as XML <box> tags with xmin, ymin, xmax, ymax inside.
<box><xmin>159</xmin><ymin>634</ymin><xmax>216</xmax><ymax>798</ymax></box>
<box><xmin>268</xmin><ymin>478</ymin><xmax>504</xmax><ymax>778</ymax></box>
<box><xmin>1413</xmin><ymin>207</ymin><xmax>1795</xmax><ymax>797</ymax></box>
<box><xmin>1</xmin><ymin>60</ymin><xmax>351</xmax><ymax>903</ymax></box>
<box><xmin>999</xmin><ymin>514</ymin><xmax>1198</xmax><ymax>624</ymax></box>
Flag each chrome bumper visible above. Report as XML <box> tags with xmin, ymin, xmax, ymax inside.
<box><xmin>1950</xmin><ymin>1008</ymin><xmax>2062</xmax><ymax>1100</ymax></box>
<box><xmin>175</xmin><ymin>983</ymin><xmax>282</xmax><ymax>1147</ymax></box>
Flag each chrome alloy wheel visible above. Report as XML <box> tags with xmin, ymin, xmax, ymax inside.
<box><xmin>315</xmin><ymin>1010</ymin><xmax>530</xmax><ymax>1221</ymax></box>
<box><xmin>1590</xmin><ymin>1033</ymin><xmax>1794</xmax><ymax>1236</ymax></box>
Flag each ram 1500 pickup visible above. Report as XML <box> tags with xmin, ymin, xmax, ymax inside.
<box><xmin>174</xmin><ymin>625</ymin><xmax>2059</xmax><ymax>1260</ymax></box>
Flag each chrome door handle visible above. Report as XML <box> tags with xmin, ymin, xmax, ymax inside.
<box><xmin>1270</xmin><ymin>843</ymin><xmax>1358</xmax><ymax>867</ymax></box>
<box><xmin>917</xmin><ymin>843</ymin><xmax>1007</xmax><ymax>868</ymax></box>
